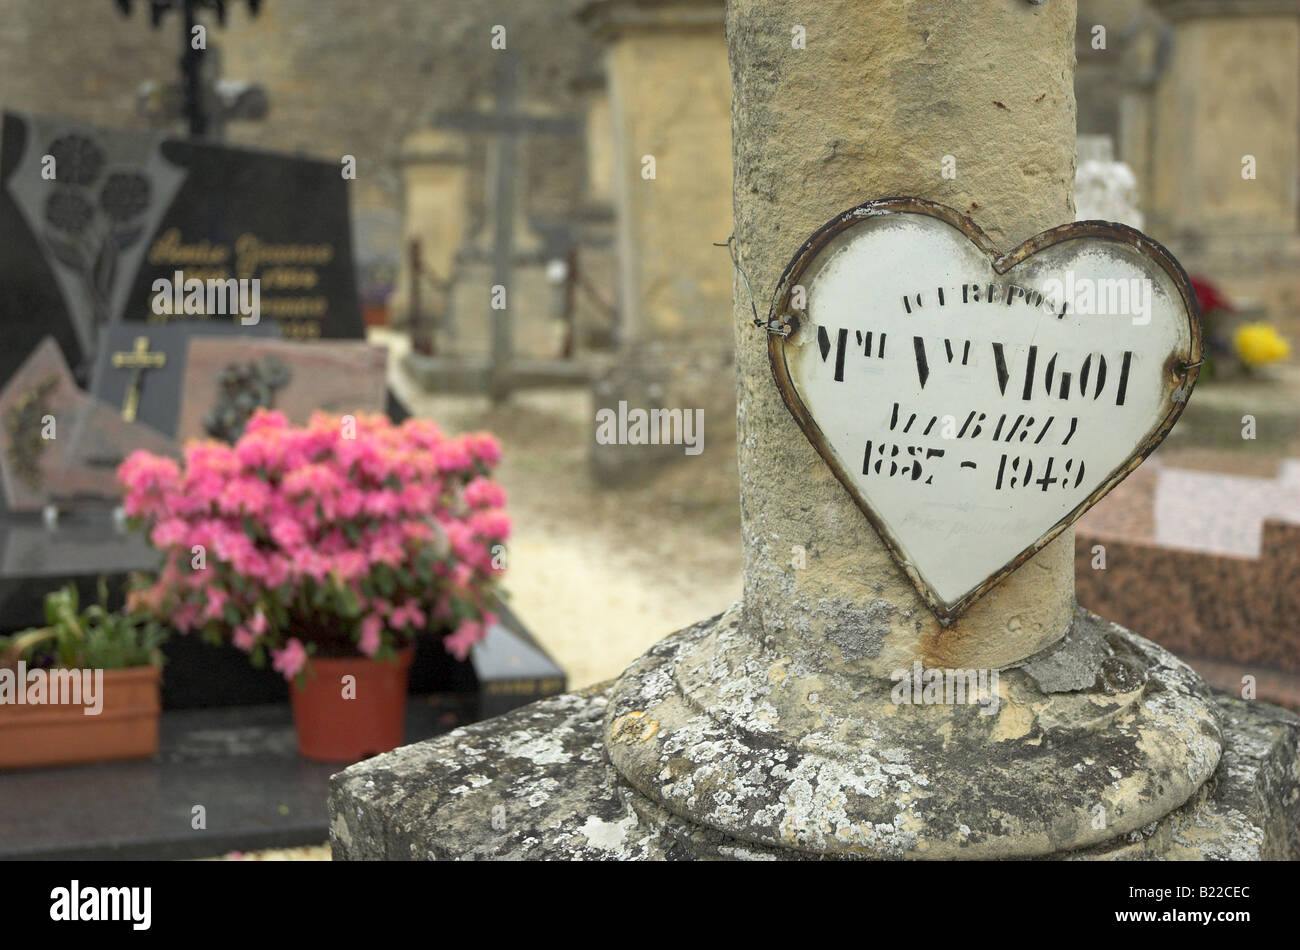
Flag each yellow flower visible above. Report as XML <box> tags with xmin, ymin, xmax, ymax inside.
<box><xmin>1233</xmin><ymin>322</ymin><xmax>1291</xmax><ymax>367</ymax></box>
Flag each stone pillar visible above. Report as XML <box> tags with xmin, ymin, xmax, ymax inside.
<box><xmin>1146</xmin><ymin>0</ymin><xmax>1300</xmax><ymax>329</ymax></box>
<box><xmin>585</xmin><ymin>0</ymin><xmax>733</xmax><ymax>346</ymax></box>
<box><xmin>601</xmin><ymin>0</ymin><xmax>1224</xmax><ymax>857</ymax></box>
<box><xmin>582</xmin><ymin>0</ymin><xmax>737</xmax><ymax>483</ymax></box>
<box><xmin>390</xmin><ymin>129</ymin><xmax>469</xmax><ymax>334</ymax></box>
<box><xmin>731</xmin><ymin>0</ymin><xmax>1079</xmax><ymax>673</ymax></box>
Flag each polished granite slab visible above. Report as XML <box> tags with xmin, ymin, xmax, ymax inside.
<box><xmin>0</xmin><ymin>695</ymin><xmax>473</xmax><ymax>860</ymax></box>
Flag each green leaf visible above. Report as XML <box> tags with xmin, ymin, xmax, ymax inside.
<box><xmin>336</xmin><ymin>585</ymin><xmax>361</xmax><ymax>617</ymax></box>
<box><xmin>414</xmin><ymin>558</ymin><xmax>433</xmax><ymax>585</ymax></box>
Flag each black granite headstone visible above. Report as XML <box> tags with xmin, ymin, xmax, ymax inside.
<box><xmin>0</xmin><ymin>111</ymin><xmax>365</xmax><ymax>391</ymax></box>
<box><xmin>119</xmin><ymin>136</ymin><xmax>364</xmax><ymax>341</ymax></box>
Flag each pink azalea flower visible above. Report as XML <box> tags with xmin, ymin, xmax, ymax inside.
<box><xmin>433</xmin><ymin>439</ymin><xmax>473</xmax><ymax>473</ymax></box>
<box><xmin>398</xmin><ymin>483</ymin><xmax>433</xmax><ymax>514</ymax></box>
<box><xmin>119</xmin><ymin>408</ymin><xmax>508</xmax><ymax>673</ymax></box>
<box><xmin>269</xmin><ymin>515</ymin><xmax>306</xmax><ymax>549</ymax></box>
<box><xmin>331</xmin><ymin>551</ymin><xmax>369</xmax><ymax>583</ymax></box>
<box><xmin>367</xmin><ymin>535</ymin><xmax>405</xmax><ymax>567</ymax></box>
<box><xmin>401</xmin><ymin>520</ymin><xmax>434</xmax><ymax>544</ymax></box>
<box><xmin>262</xmin><ymin>554</ymin><xmax>291</xmax><ymax>590</ymax></box>
<box><xmin>451</xmin><ymin>562</ymin><xmax>474</xmax><ymax>590</ymax></box>
<box><xmin>389</xmin><ymin>601</ymin><xmax>426</xmax><ymax>631</ymax></box>
<box><xmin>234</xmin><ymin>433</ymin><xmax>285</xmax><ymax>472</ymax></box>
<box><xmin>463</xmin><ymin>477</ymin><xmax>506</xmax><ymax>509</ymax></box>
<box><xmin>173</xmin><ymin>601</ymin><xmax>201</xmax><ymax>634</ymax></box>
<box><xmin>358</xmin><ymin>614</ymin><xmax>383</xmax><ymax>657</ymax></box>
<box><xmin>149</xmin><ymin>517</ymin><xmax>188</xmax><ymax>548</ymax></box>
<box><xmin>444</xmin><ymin>619</ymin><xmax>484</xmax><ymax>661</ymax></box>
<box><xmin>336</xmin><ymin>486</ymin><xmax>364</xmax><ymax>519</ymax></box>
<box><xmin>465</xmin><ymin>432</ymin><xmax>502</xmax><ymax>467</ymax></box>
<box><xmin>244</xmin><ymin>408</ymin><xmax>289</xmax><ymax>434</ymax></box>
<box><xmin>203</xmin><ymin>586</ymin><xmax>230</xmax><ymax>621</ymax></box>
<box><xmin>363</xmin><ymin>490</ymin><xmax>403</xmax><ymax>518</ymax></box>
<box><xmin>470</xmin><ymin>509</ymin><xmax>511</xmax><ymax>542</ymax></box>
<box><xmin>271</xmin><ymin>638</ymin><xmax>308</xmax><ymax>680</ymax></box>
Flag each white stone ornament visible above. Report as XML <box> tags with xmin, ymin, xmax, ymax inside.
<box><xmin>767</xmin><ymin>198</ymin><xmax>1202</xmax><ymax>622</ymax></box>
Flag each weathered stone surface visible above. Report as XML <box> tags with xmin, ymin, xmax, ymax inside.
<box><xmin>726</xmin><ymin>0</ymin><xmax>1079</xmax><ymax>678</ymax></box>
<box><xmin>605</xmin><ymin>605</ymin><xmax>1226</xmax><ymax>858</ymax></box>
<box><xmin>329</xmin><ymin>610</ymin><xmax>1300</xmax><ymax>860</ymax></box>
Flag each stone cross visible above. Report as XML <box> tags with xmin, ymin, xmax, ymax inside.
<box><xmin>110</xmin><ymin>335</ymin><xmax>166</xmax><ymax>422</ymax></box>
<box><xmin>434</xmin><ymin>53</ymin><xmax>580</xmax><ymax>402</ymax></box>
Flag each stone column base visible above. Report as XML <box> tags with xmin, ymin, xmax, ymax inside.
<box><xmin>329</xmin><ymin>609</ymin><xmax>1300</xmax><ymax>860</ymax></box>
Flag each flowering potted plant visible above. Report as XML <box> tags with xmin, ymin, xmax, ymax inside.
<box><xmin>0</xmin><ymin>582</ymin><xmax>165</xmax><ymax>769</ymax></box>
<box><xmin>1190</xmin><ymin>275</ymin><xmax>1292</xmax><ymax>379</ymax></box>
<box><xmin>118</xmin><ymin>409</ymin><xmax>509</xmax><ymax>762</ymax></box>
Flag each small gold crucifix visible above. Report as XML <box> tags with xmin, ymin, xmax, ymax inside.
<box><xmin>110</xmin><ymin>336</ymin><xmax>166</xmax><ymax>423</ymax></box>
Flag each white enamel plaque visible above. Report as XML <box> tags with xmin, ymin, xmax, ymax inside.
<box><xmin>767</xmin><ymin>199</ymin><xmax>1202</xmax><ymax>621</ymax></box>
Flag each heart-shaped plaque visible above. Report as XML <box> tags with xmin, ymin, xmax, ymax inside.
<box><xmin>766</xmin><ymin>198</ymin><xmax>1202</xmax><ymax>622</ymax></box>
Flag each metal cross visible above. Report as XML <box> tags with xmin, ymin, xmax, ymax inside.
<box><xmin>111</xmin><ymin>336</ymin><xmax>167</xmax><ymax>422</ymax></box>
<box><xmin>112</xmin><ymin>0</ymin><xmax>264</xmax><ymax>138</ymax></box>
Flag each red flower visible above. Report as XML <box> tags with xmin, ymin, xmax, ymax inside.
<box><xmin>1189</xmin><ymin>275</ymin><xmax>1234</xmax><ymax>315</ymax></box>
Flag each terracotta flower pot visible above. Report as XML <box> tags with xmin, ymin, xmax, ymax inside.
<box><xmin>0</xmin><ymin>665</ymin><xmax>161</xmax><ymax>770</ymax></box>
<box><xmin>289</xmin><ymin>649</ymin><xmax>414</xmax><ymax>762</ymax></box>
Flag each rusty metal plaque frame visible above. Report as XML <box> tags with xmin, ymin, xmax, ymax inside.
<box><xmin>766</xmin><ymin>196</ymin><xmax>1204</xmax><ymax>623</ymax></box>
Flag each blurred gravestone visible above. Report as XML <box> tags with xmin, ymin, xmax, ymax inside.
<box><xmin>88</xmin><ymin>322</ymin><xmax>275</xmax><ymax>439</ymax></box>
<box><xmin>0</xmin><ymin>110</ymin><xmax>365</xmax><ymax>392</ymax></box>
<box><xmin>175</xmin><ymin>338</ymin><xmax>388</xmax><ymax>443</ymax></box>
<box><xmin>0</xmin><ymin>337</ymin><xmax>178</xmax><ymax>513</ymax></box>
